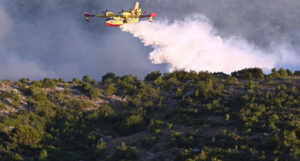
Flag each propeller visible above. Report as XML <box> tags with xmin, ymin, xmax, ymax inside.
<box><xmin>118</xmin><ymin>9</ymin><xmax>125</xmax><ymax>14</ymax></box>
<box><xmin>102</xmin><ymin>10</ymin><xmax>108</xmax><ymax>15</ymax></box>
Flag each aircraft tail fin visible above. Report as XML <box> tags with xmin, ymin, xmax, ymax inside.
<box><xmin>134</xmin><ymin>2</ymin><xmax>140</xmax><ymax>10</ymax></box>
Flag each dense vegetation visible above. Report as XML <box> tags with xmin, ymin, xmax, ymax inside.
<box><xmin>0</xmin><ymin>68</ymin><xmax>299</xmax><ymax>161</ymax></box>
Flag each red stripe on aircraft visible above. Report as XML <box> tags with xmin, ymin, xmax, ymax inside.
<box><xmin>105</xmin><ymin>23</ymin><xmax>122</xmax><ymax>27</ymax></box>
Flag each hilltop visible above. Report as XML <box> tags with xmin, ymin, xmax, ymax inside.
<box><xmin>0</xmin><ymin>68</ymin><xmax>299</xmax><ymax>161</ymax></box>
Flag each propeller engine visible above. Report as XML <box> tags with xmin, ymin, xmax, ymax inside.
<box><xmin>83</xmin><ymin>12</ymin><xmax>95</xmax><ymax>22</ymax></box>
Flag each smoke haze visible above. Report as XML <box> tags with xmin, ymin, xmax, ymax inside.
<box><xmin>0</xmin><ymin>0</ymin><xmax>300</xmax><ymax>79</ymax></box>
<box><xmin>0</xmin><ymin>7</ymin><xmax>10</xmax><ymax>41</ymax></box>
<box><xmin>1</xmin><ymin>0</ymin><xmax>163</xmax><ymax>80</ymax></box>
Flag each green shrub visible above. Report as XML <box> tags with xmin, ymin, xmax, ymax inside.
<box><xmin>105</xmin><ymin>83</ymin><xmax>116</xmax><ymax>97</ymax></box>
<box><xmin>10</xmin><ymin>125</ymin><xmax>42</xmax><ymax>145</ymax></box>
<box><xmin>11</xmin><ymin>153</ymin><xmax>24</xmax><ymax>161</ymax></box>
<box><xmin>87</xmin><ymin>104</ymin><xmax>114</xmax><ymax>119</ymax></box>
<box><xmin>126</xmin><ymin>115</ymin><xmax>143</xmax><ymax>127</ymax></box>
<box><xmin>65</xmin><ymin>98</ymin><xmax>97</xmax><ymax>110</ymax></box>
<box><xmin>246</xmin><ymin>81</ymin><xmax>256</xmax><ymax>90</ymax></box>
<box><xmin>38</xmin><ymin>149</ymin><xmax>48</xmax><ymax>161</ymax></box>
<box><xmin>145</xmin><ymin>71</ymin><xmax>162</xmax><ymax>81</ymax></box>
<box><xmin>0</xmin><ymin>102</ymin><xmax>8</xmax><ymax>110</ymax></box>
<box><xmin>113</xmin><ymin>142</ymin><xmax>137</xmax><ymax>160</ymax></box>
<box><xmin>270</xmin><ymin>68</ymin><xmax>289</xmax><ymax>78</ymax></box>
<box><xmin>19</xmin><ymin>78</ymin><xmax>30</xmax><ymax>83</ymax></box>
<box><xmin>102</xmin><ymin>72</ymin><xmax>117</xmax><ymax>82</ymax></box>
<box><xmin>71</xmin><ymin>78</ymin><xmax>81</xmax><ymax>84</ymax></box>
<box><xmin>41</xmin><ymin>78</ymin><xmax>56</xmax><ymax>88</ymax></box>
<box><xmin>88</xmin><ymin>88</ymin><xmax>101</xmax><ymax>99</ymax></box>
<box><xmin>82</xmin><ymin>74</ymin><xmax>91</xmax><ymax>83</ymax></box>
<box><xmin>81</xmin><ymin>82</ymin><xmax>101</xmax><ymax>99</ymax></box>
<box><xmin>294</xmin><ymin>70</ymin><xmax>300</xmax><ymax>76</ymax></box>
<box><xmin>0</xmin><ymin>90</ymin><xmax>22</xmax><ymax>106</ymax></box>
<box><xmin>278</xmin><ymin>68</ymin><xmax>289</xmax><ymax>78</ymax></box>
<box><xmin>231</xmin><ymin>68</ymin><xmax>264</xmax><ymax>79</ymax></box>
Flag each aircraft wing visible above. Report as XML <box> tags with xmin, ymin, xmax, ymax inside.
<box><xmin>95</xmin><ymin>14</ymin><xmax>106</xmax><ymax>18</ymax></box>
<box><xmin>84</xmin><ymin>12</ymin><xmax>109</xmax><ymax>18</ymax></box>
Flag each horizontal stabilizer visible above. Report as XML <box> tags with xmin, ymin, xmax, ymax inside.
<box><xmin>141</xmin><ymin>12</ymin><xmax>157</xmax><ymax>18</ymax></box>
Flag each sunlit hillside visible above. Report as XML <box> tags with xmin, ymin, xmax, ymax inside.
<box><xmin>0</xmin><ymin>68</ymin><xmax>299</xmax><ymax>161</ymax></box>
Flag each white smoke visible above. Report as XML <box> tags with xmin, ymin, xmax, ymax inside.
<box><xmin>121</xmin><ymin>16</ymin><xmax>299</xmax><ymax>73</ymax></box>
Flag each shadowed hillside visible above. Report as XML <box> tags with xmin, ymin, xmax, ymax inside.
<box><xmin>0</xmin><ymin>68</ymin><xmax>299</xmax><ymax>161</ymax></box>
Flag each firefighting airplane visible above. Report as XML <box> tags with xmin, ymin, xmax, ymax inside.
<box><xmin>83</xmin><ymin>2</ymin><xmax>157</xmax><ymax>27</ymax></box>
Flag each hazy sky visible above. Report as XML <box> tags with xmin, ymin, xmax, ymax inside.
<box><xmin>0</xmin><ymin>0</ymin><xmax>299</xmax><ymax>80</ymax></box>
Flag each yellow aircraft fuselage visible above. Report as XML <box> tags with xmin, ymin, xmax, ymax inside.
<box><xmin>105</xmin><ymin>17</ymin><xmax>140</xmax><ymax>26</ymax></box>
<box><xmin>84</xmin><ymin>2</ymin><xmax>156</xmax><ymax>27</ymax></box>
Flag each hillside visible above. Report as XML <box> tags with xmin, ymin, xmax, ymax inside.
<box><xmin>0</xmin><ymin>68</ymin><xmax>299</xmax><ymax>161</ymax></box>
